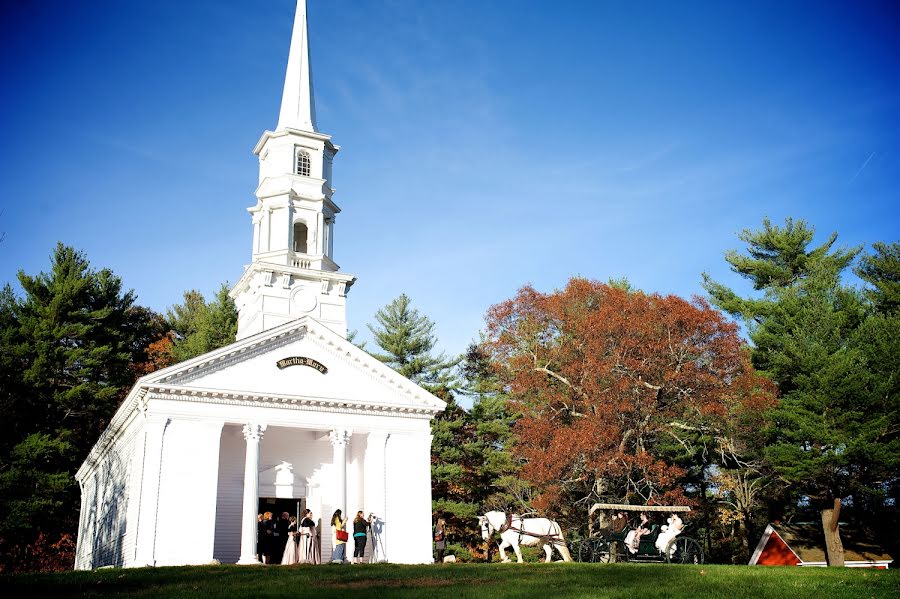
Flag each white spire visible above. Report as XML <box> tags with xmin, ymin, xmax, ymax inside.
<box><xmin>277</xmin><ymin>0</ymin><xmax>317</xmax><ymax>132</ymax></box>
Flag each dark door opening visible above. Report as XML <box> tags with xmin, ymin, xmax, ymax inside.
<box><xmin>259</xmin><ymin>497</ymin><xmax>305</xmax><ymax>520</ymax></box>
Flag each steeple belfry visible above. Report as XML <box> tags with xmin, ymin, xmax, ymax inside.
<box><xmin>230</xmin><ymin>0</ymin><xmax>355</xmax><ymax>341</ymax></box>
<box><xmin>277</xmin><ymin>0</ymin><xmax>317</xmax><ymax>132</ymax></box>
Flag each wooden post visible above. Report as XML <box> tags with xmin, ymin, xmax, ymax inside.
<box><xmin>820</xmin><ymin>498</ymin><xmax>845</xmax><ymax>567</ymax></box>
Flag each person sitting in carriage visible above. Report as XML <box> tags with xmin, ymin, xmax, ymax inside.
<box><xmin>597</xmin><ymin>511</ymin><xmax>628</xmax><ymax>538</ymax></box>
<box><xmin>623</xmin><ymin>512</ymin><xmax>654</xmax><ymax>554</ymax></box>
<box><xmin>655</xmin><ymin>512</ymin><xmax>684</xmax><ymax>553</ymax></box>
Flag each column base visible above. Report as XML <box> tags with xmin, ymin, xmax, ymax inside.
<box><xmin>237</xmin><ymin>556</ymin><xmax>264</xmax><ymax>565</ymax></box>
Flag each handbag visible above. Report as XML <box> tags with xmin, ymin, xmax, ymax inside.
<box><xmin>336</xmin><ymin>529</ymin><xmax>349</xmax><ymax>542</ymax></box>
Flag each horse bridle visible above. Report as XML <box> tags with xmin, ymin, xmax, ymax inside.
<box><xmin>480</xmin><ymin>517</ymin><xmax>494</xmax><ymax>538</ymax></box>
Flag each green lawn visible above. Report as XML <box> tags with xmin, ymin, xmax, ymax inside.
<box><xmin>3</xmin><ymin>563</ymin><xmax>897</xmax><ymax>599</ymax></box>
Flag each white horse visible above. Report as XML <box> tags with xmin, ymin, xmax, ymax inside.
<box><xmin>479</xmin><ymin>510</ymin><xmax>573</xmax><ymax>563</ymax></box>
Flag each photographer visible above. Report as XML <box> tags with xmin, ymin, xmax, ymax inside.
<box><xmin>352</xmin><ymin>511</ymin><xmax>373</xmax><ymax>564</ymax></box>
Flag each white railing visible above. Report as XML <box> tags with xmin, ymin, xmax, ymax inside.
<box><xmin>291</xmin><ymin>255</ymin><xmax>311</xmax><ymax>269</ymax></box>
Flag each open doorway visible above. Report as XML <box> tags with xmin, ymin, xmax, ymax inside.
<box><xmin>258</xmin><ymin>497</ymin><xmax>305</xmax><ymax>564</ymax></box>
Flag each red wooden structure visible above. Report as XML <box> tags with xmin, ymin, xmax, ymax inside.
<box><xmin>750</xmin><ymin>524</ymin><xmax>892</xmax><ymax>569</ymax></box>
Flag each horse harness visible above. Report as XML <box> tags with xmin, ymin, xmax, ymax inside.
<box><xmin>498</xmin><ymin>513</ymin><xmax>563</xmax><ymax>545</ymax></box>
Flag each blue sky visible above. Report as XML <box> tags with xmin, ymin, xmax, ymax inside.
<box><xmin>1</xmin><ymin>0</ymin><xmax>898</xmax><ymax>359</ymax></box>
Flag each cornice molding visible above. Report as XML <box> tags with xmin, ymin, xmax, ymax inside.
<box><xmin>228</xmin><ymin>262</ymin><xmax>356</xmax><ymax>298</ymax></box>
<box><xmin>254</xmin><ymin>128</ymin><xmax>338</xmax><ymax>156</ymax></box>
<box><xmin>144</xmin><ymin>386</ymin><xmax>438</xmax><ymax>419</ymax></box>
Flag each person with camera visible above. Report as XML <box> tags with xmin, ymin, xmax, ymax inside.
<box><xmin>351</xmin><ymin>511</ymin><xmax>373</xmax><ymax>564</ymax></box>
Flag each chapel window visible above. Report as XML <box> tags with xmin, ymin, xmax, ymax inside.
<box><xmin>295</xmin><ymin>149</ymin><xmax>311</xmax><ymax>177</ymax></box>
<box><xmin>293</xmin><ymin>221</ymin><xmax>308</xmax><ymax>253</ymax></box>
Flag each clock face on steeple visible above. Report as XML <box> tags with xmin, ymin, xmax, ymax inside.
<box><xmin>292</xmin><ymin>288</ymin><xmax>318</xmax><ymax>314</ymax></box>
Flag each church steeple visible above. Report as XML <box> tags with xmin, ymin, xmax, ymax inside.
<box><xmin>230</xmin><ymin>0</ymin><xmax>355</xmax><ymax>342</ymax></box>
<box><xmin>277</xmin><ymin>0</ymin><xmax>317</xmax><ymax>133</ymax></box>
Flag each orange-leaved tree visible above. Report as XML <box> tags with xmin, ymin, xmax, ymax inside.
<box><xmin>485</xmin><ymin>278</ymin><xmax>775</xmax><ymax>515</ymax></box>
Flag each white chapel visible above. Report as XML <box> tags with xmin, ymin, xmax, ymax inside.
<box><xmin>74</xmin><ymin>0</ymin><xmax>444</xmax><ymax>569</ymax></box>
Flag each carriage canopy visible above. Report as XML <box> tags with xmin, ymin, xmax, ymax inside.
<box><xmin>589</xmin><ymin>503</ymin><xmax>692</xmax><ymax>513</ymax></box>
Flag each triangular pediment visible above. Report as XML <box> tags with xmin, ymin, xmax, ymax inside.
<box><xmin>140</xmin><ymin>316</ymin><xmax>445</xmax><ymax>413</ymax></box>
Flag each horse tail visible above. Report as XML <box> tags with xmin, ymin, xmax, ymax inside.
<box><xmin>553</xmin><ymin>522</ymin><xmax>573</xmax><ymax>562</ymax></box>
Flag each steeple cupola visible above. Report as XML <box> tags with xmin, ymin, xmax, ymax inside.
<box><xmin>230</xmin><ymin>0</ymin><xmax>355</xmax><ymax>341</ymax></box>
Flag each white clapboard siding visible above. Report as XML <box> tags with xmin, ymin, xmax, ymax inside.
<box><xmin>213</xmin><ymin>424</ymin><xmax>245</xmax><ymax>564</ymax></box>
<box><xmin>77</xmin><ymin>419</ymin><xmax>141</xmax><ymax>568</ymax></box>
<box><xmin>120</xmin><ymin>417</ymin><xmax>147</xmax><ymax>566</ymax></box>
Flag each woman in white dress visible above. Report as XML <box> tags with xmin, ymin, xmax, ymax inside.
<box><xmin>655</xmin><ymin>513</ymin><xmax>684</xmax><ymax>554</ymax></box>
<box><xmin>299</xmin><ymin>509</ymin><xmax>320</xmax><ymax>564</ymax></box>
<box><xmin>281</xmin><ymin>516</ymin><xmax>299</xmax><ymax>565</ymax></box>
<box><xmin>623</xmin><ymin>512</ymin><xmax>652</xmax><ymax>554</ymax></box>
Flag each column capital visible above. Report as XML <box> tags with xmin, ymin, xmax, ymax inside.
<box><xmin>329</xmin><ymin>428</ymin><xmax>351</xmax><ymax>447</ymax></box>
<box><xmin>242</xmin><ymin>422</ymin><xmax>267</xmax><ymax>442</ymax></box>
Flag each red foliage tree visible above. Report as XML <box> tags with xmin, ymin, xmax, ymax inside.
<box><xmin>485</xmin><ymin>278</ymin><xmax>775</xmax><ymax>513</ymax></box>
<box><xmin>130</xmin><ymin>331</ymin><xmax>176</xmax><ymax>377</ymax></box>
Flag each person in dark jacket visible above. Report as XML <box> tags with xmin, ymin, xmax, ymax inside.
<box><xmin>261</xmin><ymin>511</ymin><xmax>274</xmax><ymax>563</ymax></box>
<box><xmin>257</xmin><ymin>513</ymin><xmax>266</xmax><ymax>563</ymax></box>
<box><xmin>352</xmin><ymin>511</ymin><xmax>372</xmax><ymax>564</ymax></box>
<box><xmin>273</xmin><ymin>511</ymin><xmax>291</xmax><ymax>564</ymax></box>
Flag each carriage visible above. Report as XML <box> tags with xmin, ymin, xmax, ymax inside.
<box><xmin>575</xmin><ymin>503</ymin><xmax>704</xmax><ymax>564</ymax></box>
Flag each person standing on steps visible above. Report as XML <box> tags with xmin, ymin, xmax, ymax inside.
<box><xmin>351</xmin><ymin>511</ymin><xmax>372</xmax><ymax>564</ymax></box>
<box><xmin>331</xmin><ymin>509</ymin><xmax>347</xmax><ymax>564</ymax></box>
<box><xmin>299</xmin><ymin>509</ymin><xmax>320</xmax><ymax>564</ymax></box>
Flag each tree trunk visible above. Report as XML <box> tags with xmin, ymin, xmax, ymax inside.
<box><xmin>820</xmin><ymin>499</ymin><xmax>844</xmax><ymax>567</ymax></box>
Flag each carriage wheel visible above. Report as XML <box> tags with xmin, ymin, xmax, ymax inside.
<box><xmin>665</xmin><ymin>537</ymin><xmax>704</xmax><ymax>564</ymax></box>
<box><xmin>592</xmin><ymin>538</ymin><xmax>611</xmax><ymax>563</ymax></box>
<box><xmin>577</xmin><ymin>539</ymin><xmax>594</xmax><ymax>563</ymax></box>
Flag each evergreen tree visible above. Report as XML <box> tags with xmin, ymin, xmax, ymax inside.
<box><xmin>431</xmin><ymin>342</ymin><xmax>518</xmax><ymax>560</ymax></box>
<box><xmin>167</xmin><ymin>283</ymin><xmax>238</xmax><ymax>363</ymax></box>
<box><xmin>0</xmin><ymin>244</ymin><xmax>159</xmax><ymax>571</ymax></box>
<box><xmin>855</xmin><ymin>241</ymin><xmax>900</xmax><ymax>315</ymax></box>
<box><xmin>459</xmin><ymin>342</ymin><xmax>518</xmax><ymax>512</ymax></box>
<box><xmin>704</xmin><ymin>219</ymin><xmax>898</xmax><ymax>565</ymax></box>
<box><xmin>702</xmin><ymin>217</ymin><xmax>859</xmax><ymax>322</ymax></box>
<box><xmin>366</xmin><ymin>294</ymin><xmax>458</xmax><ymax>395</ymax></box>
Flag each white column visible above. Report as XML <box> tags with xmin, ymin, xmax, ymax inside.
<box><xmin>327</xmin><ymin>216</ymin><xmax>335</xmax><ymax>257</ymax></box>
<box><xmin>237</xmin><ymin>422</ymin><xmax>267</xmax><ymax>565</ymax></box>
<box><xmin>366</xmin><ymin>432</ymin><xmax>389</xmax><ymax>563</ymax></box>
<box><xmin>133</xmin><ymin>416</ymin><xmax>170</xmax><ymax>568</ymax></box>
<box><xmin>74</xmin><ymin>480</ymin><xmax>88</xmax><ymax>570</ymax></box>
<box><xmin>329</xmin><ymin>428</ymin><xmax>351</xmax><ymax>515</ymax></box>
<box><xmin>316</xmin><ymin>212</ymin><xmax>325</xmax><ymax>255</ymax></box>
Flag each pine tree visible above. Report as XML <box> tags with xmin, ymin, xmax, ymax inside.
<box><xmin>703</xmin><ymin>219</ymin><xmax>898</xmax><ymax>566</ymax></box>
<box><xmin>459</xmin><ymin>342</ymin><xmax>518</xmax><ymax>511</ymax></box>
<box><xmin>0</xmin><ymin>244</ymin><xmax>159</xmax><ymax>570</ymax></box>
<box><xmin>167</xmin><ymin>283</ymin><xmax>238</xmax><ymax>363</ymax></box>
<box><xmin>855</xmin><ymin>241</ymin><xmax>900</xmax><ymax>315</ymax></box>
<box><xmin>702</xmin><ymin>217</ymin><xmax>859</xmax><ymax>322</ymax></box>
<box><xmin>366</xmin><ymin>294</ymin><xmax>458</xmax><ymax>395</ymax></box>
<box><xmin>430</xmin><ymin>342</ymin><xmax>519</xmax><ymax>560</ymax></box>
